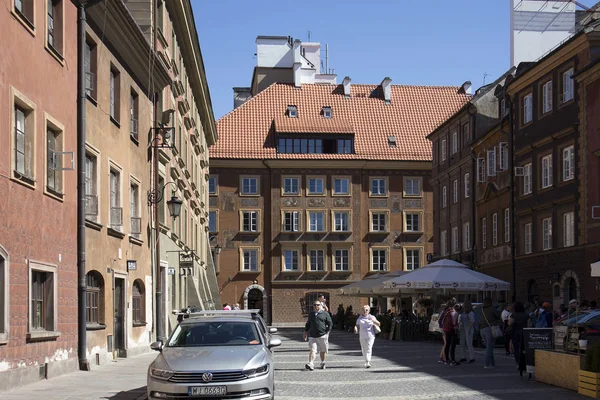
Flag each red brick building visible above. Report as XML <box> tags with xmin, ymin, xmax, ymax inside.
<box><xmin>0</xmin><ymin>0</ymin><xmax>79</xmax><ymax>389</ymax></box>
<box><xmin>210</xmin><ymin>79</ymin><xmax>469</xmax><ymax>325</ymax></box>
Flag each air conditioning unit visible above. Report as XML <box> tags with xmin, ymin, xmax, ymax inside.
<box><xmin>514</xmin><ymin>167</ymin><xmax>525</xmax><ymax>176</ymax></box>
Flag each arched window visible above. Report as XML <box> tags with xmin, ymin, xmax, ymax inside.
<box><xmin>86</xmin><ymin>271</ymin><xmax>104</xmax><ymax>325</ymax></box>
<box><xmin>132</xmin><ymin>279</ymin><xmax>145</xmax><ymax>325</ymax></box>
<box><xmin>564</xmin><ymin>277</ymin><xmax>577</xmax><ymax>305</ymax></box>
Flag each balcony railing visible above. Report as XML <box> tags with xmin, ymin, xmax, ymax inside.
<box><xmin>110</xmin><ymin>207</ymin><xmax>123</xmax><ymax>229</ymax></box>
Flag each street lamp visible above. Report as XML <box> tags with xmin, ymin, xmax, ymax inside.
<box><xmin>214</xmin><ymin>244</ymin><xmax>222</xmax><ymax>255</ymax></box>
<box><xmin>147</xmin><ymin>181</ymin><xmax>182</xmax><ymax>219</ymax></box>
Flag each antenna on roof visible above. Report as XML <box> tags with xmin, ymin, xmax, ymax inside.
<box><xmin>326</xmin><ymin>44</ymin><xmax>329</xmax><ymax>74</ymax></box>
<box><xmin>483</xmin><ymin>72</ymin><xmax>490</xmax><ymax>85</ymax></box>
<box><xmin>308</xmin><ymin>30</ymin><xmax>311</xmax><ymax>41</ymax></box>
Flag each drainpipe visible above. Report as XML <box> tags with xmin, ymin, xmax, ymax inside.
<box><xmin>467</xmin><ymin>106</ymin><xmax>477</xmax><ymax>269</ymax></box>
<box><xmin>507</xmin><ymin>94</ymin><xmax>517</xmax><ymax>302</ymax></box>
<box><xmin>77</xmin><ymin>1</ymin><xmax>90</xmax><ymax>371</ymax></box>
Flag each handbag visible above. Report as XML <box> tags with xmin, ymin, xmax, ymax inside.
<box><xmin>482</xmin><ymin>310</ymin><xmax>502</xmax><ymax>338</ymax></box>
<box><xmin>374</xmin><ymin>324</ymin><xmax>381</xmax><ymax>334</ymax></box>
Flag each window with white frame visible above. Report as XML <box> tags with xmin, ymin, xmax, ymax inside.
<box><xmin>283</xmin><ymin>249</ymin><xmax>299</xmax><ymax>271</ymax></box>
<box><xmin>242</xmin><ymin>249</ymin><xmax>259</xmax><ymax>271</ymax></box>
<box><xmin>441</xmin><ymin>139</ymin><xmax>447</xmax><ymax>162</ymax></box>
<box><xmin>29</xmin><ymin>261</ymin><xmax>57</xmax><ymax>334</ymax></box>
<box><xmin>543</xmin><ymin>217</ymin><xmax>552</xmax><ymax>250</ymax></box>
<box><xmin>109</xmin><ymin>168</ymin><xmax>122</xmax><ymax>230</ymax></box>
<box><xmin>442</xmin><ymin>186</ymin><xmax>447</xmax><ymax>208</ymax></box>
<box><xmin>404</xmin><ymin>177</ymin><xmax>421</xmax><ymax>197</ymax></box>
<box><xmin>308</xmin><ymin>249</ymin><xmax>325</xmax><ymax>271</ymax></box>
<box><xmin>464</xmin><ymin>173</ymin><xmax>470</xmax><ymax>198</ymax></box>
<box><xmin>334</xmin><ymin>249</ymin><xmax>350</xmax><ymax>271</ymax></box>
<box><xmin>499</xmin><ymin>142</ymin><xmax>508</xmax><ymax>171</ymax></box>
<box><xmin>523</xmin><ymin>93</ymin><xmax>533</xmax><ymax>124</ymax></box>
<box><xmin>482</xmin><ymin>217</ymin><xmax>487</xmax><ymax>249</ymax></box>
<box><xmin>487</xmin><ymin>148</ymin><xmax>496</xmax><ymax>177</ymax></box>
<box><xmin>562</xmin><ymin>68</ymin><xmax>574</xmax><ymax>103</ymax></box>
<box><xmin>542</xmin><ymin>80</ymin><xmax>552</xmax><ymax>114</ymax></box>
<box><xmin>451</xmin><ymin>226</ymin><xmax>458</xmax><ymax>254</ymax></box>
<box><xmin>492</xmin><ymin>213</ymin><xmax>498</xmax><ymax>246</ymax></box>
<box><xmin>563</xmin><ymin>212</ymin><xmax>574</xmax><ymax>247</ymax></box>
<box><xmin>440</xmin><ymin>230</ymin><xmax>447</xmax><ymax>256</ymax></box>
<box><xmin>209</xmin><ymin>175</ymin><xmax>217</xmax><ymax>195</ymax></box>
<box><xmin>333</xmin><ymin>211</ymin><xmax>350</xmax><ymax>232</ymax></box>
<box><xmin>14</xmin><ymin>103</ymin><xmax>35</xmax><ymax>181</ymax></box>
<box><xmin>130</xmin><ymin>181</ymin><xmax>141</xmax><ymax>239</ymax></box>
<box><xmin>563</xmin><ymin>146</ymin><xmax>574</xmax><ymax>181</ymax></box>
<box><xmin>371</xmin><ymin>212</ymin><xmax>387</xmax><ymax>232</ymax></box>
<box><xmin>241</xmin><ymin>177</ymin><xmax>258</xmax><ymax>195</ymax></box>
<box><xmin>501</xmin><ymin>98</ymin><xmax>507</xmax><ymax>117</ymax></box>
<box><xmin>463</xmin><ymin>222</ymin><xmax>470</xmax><ymax>251</ymax></box>
<box><xmin>523</xmin><ymin>163</ymin><xmax>532</xmax><ymax>195</ymax></box>
<box><xmin>525</xmin><ymin>223</ymin><xmax>532</xmax><ymax>254</ymax></box>
<box><xmin>283</xmin><ymin>211</ymin><xmax>300</xmax><ymax>232</ymax></box>
<box><xmin>541</xmin><ymin>154</ymin><xmax>553</xmax><ymax>188</ymax></box>
<box><xmin>477</xmin><ymin>158</ymin><xmax>485</xmax><ymax>183</ymax></box>
<box><xmin>242</xmin><ymin>211</ymin><xmax>259</xmax><ymax>232</ymax></box>
<box><xmin>109</xmin><ymin>66</ymin><xmax>120</xmax><ymax>122</ymax></box>
<box><xmin>405</xmin><ymin>213</ymin><xmax>421</xmax><ymax>232</ymax></box>
<box><xmin>308</xmin><ymin>211</ymin><xmax>325</xmax><ymax>232</ymax></box>
<box><xmin>370</xmin><ymin>178</ymin><xmax>387</xmax><ymax>196</ymax></box>
<box><xmin>504</xmin><ymin>208</ymin><xmax>510</xmax><ymax>243</ymax></box>
<box><xmin>283</xmin><ymin>177</ymin><xmax>300</xmax><ymax>195</ymax></box>
<box><xmin>405</xmin><ymin>249</ymin><xmax>421</xmax><ymax>270</ymax></box>
<box><xmin>333</xmin><ymin>177</ymin><xmax>350</xmax><ymax>195</ymax></box>
<box><xmin>453</xmin><ymin>179</ymin><xmax>458</xmax><ymax>204</ymax></box>
<box><xmin>371</xmin><ymin>249</ymin><xmax>387</xmax><ymax>271</ymax></box>
<box><xmin>46</xmin><ymin>125</ymin><xmax>63</xmax><ymax>195</ymax></box>
<box><xmin>308</xmin><ymin>177</ymin><xmax>324</xmax><ymax>195</ymax></box>
<box><xmin>463</xmin><ymin>123</ymin><xmax>470</xmax><ymax>146</ymax></box>
<box><xmin>451</xmin><ymin>131</ymin><xmax>458</xmax><ymax>154</ymax></box>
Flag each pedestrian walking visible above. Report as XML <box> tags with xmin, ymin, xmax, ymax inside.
<box><xmin>508</xmin><ymin>302</ymin><xmax>529</xmax><ymax>367</ymax></box>
<box><xmin>458</xmin><ymin>301</ymin><xmax>476</xmax><ymax>364</ymax></box>
<box><xmin>354</xmin><ymin>305</ymin><xmax>381</xmax><ymax>368</ymax></box>
<box><xmin>442</xmin><ymin>299</ymin><xmax>459</xmax><ymax>366</ymax></box>
<box><xmin>223</xmin><ymin>303</ymin><xmax>231</xmax><ymax>310</ymax></box>
<box><xmin>480</xmin><ymin>297</ymin><xmax>501</xmax><ymax>369</ymax></box>
<box><xmin>438</xmin><ymin>303</ymin><xmax>447</xmax><ymax>364</ymax></box>
<box><xmin>233</xmin><ymin>303</ymin><xmax>241</xmax><ymax>310</ymax></box>
<box><xmin>501</xmin><ymin>303</ymin><xmax>513</xmax><ymax>356</ymax></box>
<box><xmin>303</xmin><ymin>299</ymin><xmax>333</xmax><ymax>370</ymax></box>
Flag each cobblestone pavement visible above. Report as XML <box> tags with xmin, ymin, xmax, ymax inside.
<box><xmin>0</xmin><ymin>328</ymin><xmax>587</xmax><ymax>399</ymax></box>
<box><xmin>273</xmin><ymin>328</ymin><xmax>585</xmax><ymax>400</ymax></box>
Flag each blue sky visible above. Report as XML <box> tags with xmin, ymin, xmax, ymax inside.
<box><xmin>193</xmin><ymin>0</ymin><xmax>596</xmax><ymax>120</ymax></box>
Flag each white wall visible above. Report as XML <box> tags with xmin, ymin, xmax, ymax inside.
<box><xmin>256</xmin><ymin>38</ymin><xmax>294</xmax><ymax>68</ymax></box>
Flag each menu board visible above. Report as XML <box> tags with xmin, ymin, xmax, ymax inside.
<box><xmin>523</xmin><ymin>328</ymin><xmax>553</xmax><ymax>373</ymax></box>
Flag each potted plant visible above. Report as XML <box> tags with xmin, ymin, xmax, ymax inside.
<box><xmin>579</xmin><ymin>342</ymin><xmax>600</xmax><ymax>398</ymax></box>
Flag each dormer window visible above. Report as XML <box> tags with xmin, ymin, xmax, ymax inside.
<box><xmin>388</xmin><ymin>136</ymin><xmax>397</xmax><ymax>147</ymax></box>
<box><xmin>287</xmin><ymin>105</ymin><xmax>298</xmax><ymax>118</ymax></box>
<box><xmin>322</xmin><ymin>107</ymin><xmax>332</xmax><ymax>119</ymax></box>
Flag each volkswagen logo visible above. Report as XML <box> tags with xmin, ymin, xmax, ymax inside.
<box><xmin>202</xmin><ymin>372</ymin><xmax>213</xmax><ymax>382</ymax></box>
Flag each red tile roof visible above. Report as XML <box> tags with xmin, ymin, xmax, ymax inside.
<box><xmin>212</xmin><ymin>83</ymin><xmax>470</xmax><ymax>161</ymax></box>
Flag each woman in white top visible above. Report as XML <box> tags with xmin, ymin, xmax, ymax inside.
<box><xmin>458</xmin><ymin>301</ymin><xmax>476</xmax><ymax>364</ymax></box>
<box><xmin>354</xmin><ymin>305</ymin><xmax>381</xmax><ymax>368</ymax></box>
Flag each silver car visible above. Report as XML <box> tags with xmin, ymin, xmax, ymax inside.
<box><xmin>147</xmin><ymin>310</ymin><xmax>281</xmax><ymax>400</ymax></box>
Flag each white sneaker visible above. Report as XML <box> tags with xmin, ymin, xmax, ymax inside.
<box><xmin>305</xmin><ymin>363</ymin><xmax>314</xmax><ymax>371</ymax></box>
<box><xmin>365</xmin><ymin>362</ymin><xmax>371</xmax><ymax>368</ymax></box>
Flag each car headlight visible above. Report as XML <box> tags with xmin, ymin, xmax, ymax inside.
<box><xmin>243</xmin><ymin>364</ymin><xmax>269</xmax><ymax>378</ymax></box>
<box><xmin>150</xmin><ymin>368</ymin><xmax>174</xmax><ymax>380</ymax></box>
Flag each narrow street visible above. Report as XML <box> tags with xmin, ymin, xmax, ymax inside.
<box><xmin>0</xmin><ymin>328</ymin><xmax>586</xmax><ymax>399</ymax></box>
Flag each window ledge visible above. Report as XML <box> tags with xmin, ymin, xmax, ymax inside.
<box><xmin>11</xmin><ymin>173</ymin><xmax>36</xmax><ymax>190</ymax></box>
<box><xmin>239</xmin><ymin>270</ymin><xmax>260</xmax><ymax>274</ymax></box>
<box><xmin>86</xmin><ymin>94</ymin><xmax>98</xmax><ymax>106</ymax></box>
<box><xmin>132</xmin><ymin>322</ymin><xmax>147</xmax><ymax>327</ymax></box>
<box><xmin>85</xmin><ymin>219</ymin><xmax>103</xmax><ymax>231</ymax></box>
<box><xmin>110</xmin><ymin>116</ymin><xmax>121</xmax><ymax>128</ymax></box>
<box><xmin>11</xmin><ymin>10</ymin><xmax>35</xmax><ymax>37</ymax></box>
<box><xmin>45</xmin><ymin>44</ymin><xmax>65</xmax><ymax>65</ymax></box>
<box><xmin>239</xmin><ymin>194</ymin><xmax>260</xmax><ymax>197</ymax></box>
<box><xmin>86</xmin><ymin>323</ymin><xmax>106</xmax><ymax>331</ymax></box>
<box><xmin>130</xmin><ymin>135</ymin><xmax>139</xmax><ymax>146</ymax></box>
<box><xmin>107</xmin><ymin>227</ymin><xmax>126</xmax><ymax>239</ymax></box>
<box><xmin>27</xmin><ymin>330</ymin><xmax>61</xmax><ymax>342</ymax></box>
<box><xmin>129</xmin><ymin>236</ymin><xmax>143</xmax><ymax>246</ymax></box>
<box><xmin>44</xmin><ymin>188</ymin><xmax>65</xmax><ymax>202</ymax></box>
<box><xmin>0</xmin><ymin>333</ymin><xmax>8</xmax><ymax>345</ymax></box>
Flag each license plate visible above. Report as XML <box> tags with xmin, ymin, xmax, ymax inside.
<box><xmin>188</xmin><ymin>386</ymin><xmax>227</xmax><ymax>396</ymax></box>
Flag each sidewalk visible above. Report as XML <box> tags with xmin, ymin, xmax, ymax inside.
<box><xmin>0</xmin><ymin>352</ymin><xmax>157</xmax><ymax>400</ymax></box>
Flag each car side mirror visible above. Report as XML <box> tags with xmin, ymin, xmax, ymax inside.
<box><xmin>269</xmin><ymin>327</ymin><xmax>278</xmax><ymax>334</ymax></box>
<box><xmin>150</xmin><ymin>340</ymin><xmax>163</xmax><ymax>352</ymax></box>
<box><xmin>267</xmin><ymin>338</ymin><xmax>282</xmax><ymax>349</ymax></box>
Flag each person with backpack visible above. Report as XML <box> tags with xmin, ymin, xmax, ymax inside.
<box><xmin>535</xmin><ymin>302</ymin><xmax>553</xmax><ymax>328</ymax></box>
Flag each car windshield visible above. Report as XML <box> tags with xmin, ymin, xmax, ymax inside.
<box><xmin>167</xmin><ymin>321</ymin><xmax>262</xmax><ymax>347</ymax></box>
<box><xmin>561</xmin><ymin>312</ymin><xmax>592</xmax><ymax>326</ymax></box>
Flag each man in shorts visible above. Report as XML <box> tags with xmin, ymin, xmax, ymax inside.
<box><xmin>303</xmin><ymin>300</ymin><xmax>333</xmax><ymax>370</ymax></box>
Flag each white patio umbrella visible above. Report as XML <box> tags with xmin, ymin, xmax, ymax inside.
<box><xmin>338</xmin><ymin>271</ymin><xmax>406</xmax><ymax>296</ymax></box>
<box><xmin>382</xmin><ymin>259</ymin><xmax>510</xmax><ymax>293</ymax></box>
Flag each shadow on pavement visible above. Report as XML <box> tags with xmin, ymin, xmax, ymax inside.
<box><xmin>103</xmin><ymin>386</ymin><xmax>147</xmax><ymax>400</ymax></box>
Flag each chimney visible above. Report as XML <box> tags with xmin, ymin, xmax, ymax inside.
<box><xmin>381</xmin><ymin>77</ymin><xmax>392</xmax><ymax>104</ymax></box>
<box><xmin>233</xmin><ymin>87</ymin><xmax>252</xmax><ymax>109</ymax></box>
<box><xmin>342</xmin><ymin>76</ymin><xmax>351</xmax><ymax>98</ymax></box>
<box><xmin>293</xmin><ymin>63</ymin><xmax>301</xmax><ymax>88</ymax></box>
<box><xmin>460</xmin><ymin>80</ymin><xmax>472</xmax><ymax>95</ymax></box>
<box><xmin>293</xmin><ymin>39</ymin><xmax>302</xmax><ymax>64</ymax></box>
